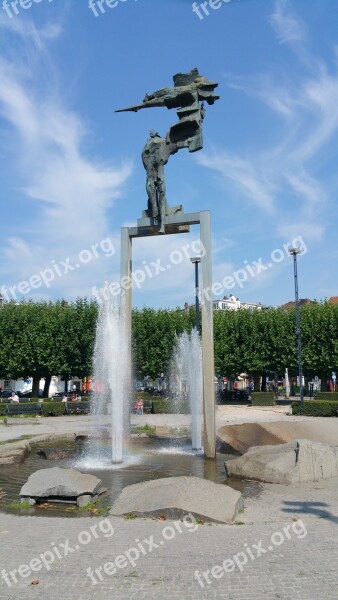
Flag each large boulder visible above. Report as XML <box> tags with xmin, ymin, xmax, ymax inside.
<box><xmin>20</xmin><ymin>467</ymin><xmax>106</xmax><ymax>507</ymax></box>
<box><xmin>218</xmin><ymin>420</ymin><xmax>338</xmax><ymax>454</ymax></box>
<box><xmin>225</xmin><ymin>439</ymin><xmax>338</xmax><ymax>484</ymax></box>
<box><xmin>0</xmin><ymin>441</ymin><xmax>31</xmax><ymax>466</ymax></box>
<box><xmin>110</xmin><ymin>476</ymin><xmax>241</xmax><ymax>524</ymax></box>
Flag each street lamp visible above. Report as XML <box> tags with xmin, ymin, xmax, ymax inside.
<box><xmin>289</xmin><ymin>247</ymin><xmax>304</xmax><ymax>413</ymax></box>
<box><xmin>190</xmin><ymin>257</ymin><xmax>201</xmax><ymax>331</ymax></box>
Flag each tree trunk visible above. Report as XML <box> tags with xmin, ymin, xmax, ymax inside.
<box><xmin>253</xmin><ymin>374</ymin><xmax>261</xmax><ymax>392</ymax></box>
<box><xmin>32</xmin><ymin>375</ymin><xmax>41</xmax><ymax>399</ymax></box>
<box><xmin>42</xmin><ymin>375</ymin><xmax>52</xmax><ymax>399</ymax></box>
<box><xmin>261</xmin><ymin>374</ymin><xmax>267</xmax><ymax>392</ymax></box>
<box><xmin>321</xmin><ymin>374</ymin><xmax>328</xmax><ymax>392</ymax></box>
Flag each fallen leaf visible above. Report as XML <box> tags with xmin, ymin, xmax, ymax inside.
<box><xmin>30</xmin><ymin>580</ymin><xmax>40</xmax><ymax>586</ymax></box>
<box><xmin>159</xmin><ymin>515</ymin><xmax>167</xmax><ymax>521</ymax></box>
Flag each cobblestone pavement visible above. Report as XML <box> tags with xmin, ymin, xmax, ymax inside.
<box><xmin>1</xmin><ymin>410</ymin><xmax>338</xmax><ymax>599</ymax></box>
<box><xmin>0</xmin><ymin>477</ymin><xmax>337</xmax><ymax>600</ymax></box>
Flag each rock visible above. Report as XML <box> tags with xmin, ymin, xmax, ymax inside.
<box><xmin>218</xmin><ymin>420</ymin><xmax>338</xmax><ymax>454</ymax></box>
<box><xmin>37</xmin><ymin>448</ymin><xmax>68</xmax><ymax>460</ymax></box>
<box><xmin>20</xmin><ymin>467</ymin><xmax>106</xmax><ymax>507</ymax></box>
<box><xmin>74</xmin><ymin>435</ymin><xmax>88</xmax><ymax>443</ymax></box>
<box><xmin>110</xmin><ymin>476</ymin><xmax>241</xmax><ymax>524</ymax></box>
<box><xmin>225</xmin><ymin>439</ymin><xmax>338</xmax><ymax>484</ymax></box>
<box><xmin>0</xmin><ymin>441</ymin><xmax>31</xmax><ymax>466</ymax></box>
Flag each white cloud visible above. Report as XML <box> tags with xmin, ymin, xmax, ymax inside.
<box><xmin>0</xmin><ymin>17</ymin><xmax>132</xmax><ymax>298</ymax></box>
<box><xmin>269</xmin><ymin>0</ymin><xmax>306</xmax><ymax>45</ymax></box>
<box><xmin>199</xmin><ymin>3</ymin><xmax>337</xmax><ymax>254</ymax></box>
<box><xmin>278</xmin><ymin>222</ymin><xmax>324</xmax><ymax>243</ymax></box>
<box><xmin>197</xmin><ymin>150</ymin><xmax>275</xmax><ymax>212</ymax></box>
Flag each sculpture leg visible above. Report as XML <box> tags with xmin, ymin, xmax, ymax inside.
<box><xmin>157</xmin><ymin>168</ymin><xmax>167</xmax><ymax>233</ymax></box>
<box><xmin>146</xmin><ymin>176</ymin><xmax>158</xmax><ymax>218</ymax></box>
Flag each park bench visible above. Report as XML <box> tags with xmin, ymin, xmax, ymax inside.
<box><xmin>143</xmin><ymin>400</ymin><xmax>154</xmax><ymax>414</ymax></box>
<box><xmin>65</xmin><ymin>401</ymin><xmax>90</xmax><ymax>415</ymax></box>
<box><xmin>6</xmin><ymin>403</ymin><xmax>41</xmax><ymax>416</ymax></box>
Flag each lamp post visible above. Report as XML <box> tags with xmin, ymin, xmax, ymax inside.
<box><xmin>190</xmin><ymin>257</ymin><xmax>201</xmax><ymax>331</ymax></box>
<box><xmin>289</xmin><ymin>247</ymin><xmax>304</xmax><ymax>413</ymax></box>
<box><xmin>0</xmin><ymin>292</ymin><xmax>4</xmax><ymax>308</ymax></box>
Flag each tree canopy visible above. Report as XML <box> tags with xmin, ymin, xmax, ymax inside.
<box><xmin>0</xmin><ymin>299</ymin><xmax>337</xmax><ymax>393</ymax></box>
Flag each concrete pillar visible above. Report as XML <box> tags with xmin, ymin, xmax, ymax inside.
<box><xmin>200</xmin><ymin>211</ymin><xmax>216</xmax><ymax>458</ymax></box>
<box><xmin>120</xmin><ymin>228</ymin><xmax>132</xmax><ymax>436</ymax></box>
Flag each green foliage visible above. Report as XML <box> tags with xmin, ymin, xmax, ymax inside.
<box><xmin>132</xmin><ymin>306</ymin><xmax>194</xmax><ymax>379</ymax></box>
<box><xmin>214</xmin><ymin>301</ymin><xmax>338</xmax><ymax>379</ymax></box>
<box><xmin>251</xmin><ymin>392</ymin><xmax>275</xmax><ymax>406</ymax></box>
<box><xmin>1</xmin><ymin>299</ymin><xmax>338</xmax><ymax>389</ymax></box>
<box><xmin>0</xmin><ymin>405</ymin><xmax>7</xmax><ymax>416</ymax></box>
<box><xmin>132</xmin><ymin>423</ymin><xmax>156</xmax><ymax>435</ymax></box>
<box><xmin>0</xmin><ymin>299</ymin><xmax>97</xmax><ymax>396</ymax></box>
<box><xmin>316</xmin><ymin>392</ymin><xmax>338</xmax><ymax>401</ymax></box>
<box><xmin>41</xmin><ymin>402</ymin><xmax>65</xmax><ymax>417</ymax></box>
<box><xmin>292</xmin><ymin>400</ymin><xmax>338</xmax><ymax>416</ymax></box>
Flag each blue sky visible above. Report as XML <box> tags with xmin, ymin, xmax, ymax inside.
<box><xmin>0</xmin><ymin>0</ymin><xmax>337</xmax><ymax>309</ymax></box>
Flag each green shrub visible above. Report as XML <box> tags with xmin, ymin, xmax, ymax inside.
<box><xmin>316</xmin><ymin>392</ymin><xmax>338</xmax><ymax>401</ymax></box>
<box><xmin>41</xmin><ymin>402</ymin><xmax>65</xmax><ymax>417</ymax></box>
<box><xmin>251</xmin><ymin>392</ymin><xmax>275</xmax><ymax>406</ymax></box>
<box><xmin>292</xmin><ymin>400</ymin><xmax>338</xmax><ymax>417</ymax></box>
<box><xmin>0</xmin><ymin>404</ymin><xmax>7</xmax><ymax>416</ymax></box>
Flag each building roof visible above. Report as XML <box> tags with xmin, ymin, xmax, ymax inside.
<box><xmin>328</xmin><ymin>296</ymin><xmax>338</xmax><ymax>304</ymax></box>
<box><xmin>281</xmin><ymin>299</ymin><xmax>311</xmax><ymax>310</ymax></box>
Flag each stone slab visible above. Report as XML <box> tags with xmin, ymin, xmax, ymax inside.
<box><xmin>20</xmin><ymin>467</ymin><xmax>106</xmax><ymax>501</ymax></box>
<box><xmin>110</xmin><ymin>475</ymin><xmax>241</xmax><ymax>523</ymax></box>
<box><xmin>0</xmin><ymin>440</ymin><xmax>31</xmax><ymax>465</ymax></box>
<box><xmin>225</xmin><ymin>439</ymin><xmax>338</xmax><ymax>484</ymax></box>
<box><xmin>218</xmin><ymin>420</ymin><xmax>338</xmax><ymax>454</ymax></box>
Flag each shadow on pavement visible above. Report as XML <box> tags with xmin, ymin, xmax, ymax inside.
<box><xmin>282</xmin><ymin>500</ymin><xmax>338</xmax><ymax>524</ymax></box>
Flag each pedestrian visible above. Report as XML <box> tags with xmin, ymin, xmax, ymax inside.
<box><xmin>135</xmin><ymin>397</ymin><xmax>144</xmax><ymax>415</ymax></box>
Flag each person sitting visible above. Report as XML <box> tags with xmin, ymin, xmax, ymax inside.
<box><xmin>10</xmin><ymin>392</ymin><xmax>19</xmax><ymax>403</ymax></box>
<box><xmin>135</xmin><ymin>398</ymin><xmax>144</xmax><ymax>415</ymax></box>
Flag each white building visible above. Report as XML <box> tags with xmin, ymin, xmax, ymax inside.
<box><xmin>212</xmin><ymin>295</ymin><xmax>263</xmax><ymax>312</ymax></box>
<box><xmin>0</xmin><ymin>376</ymin><xmax>84</xmax><ymax>397</ymax></box>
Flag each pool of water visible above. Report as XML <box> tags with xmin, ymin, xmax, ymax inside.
<box><xmin>0</xmin><ymin>436</ymin><xmax>262</xmax><ymax>517</ymax></box>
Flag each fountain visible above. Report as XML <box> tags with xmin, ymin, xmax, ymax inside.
<box><xmin>92</xmin><ymin>288</ymin><xmax>129</xmax><ymax>464</ymax></box>
<box><xmin>171</xmin><ymin>329</ymin><xmax>203</xmax><ymax>451</ymax></box>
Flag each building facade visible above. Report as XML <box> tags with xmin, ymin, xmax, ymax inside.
<box><xmin>212</xmin><ymin>294</ymin><xmax>263</xmax><ymax>312</ymax></box>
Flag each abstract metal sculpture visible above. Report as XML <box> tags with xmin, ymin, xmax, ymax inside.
<box><xmin>116</xmin><ymin>68</ymin><xmax>219</xmax><ymax>232</ymax></box>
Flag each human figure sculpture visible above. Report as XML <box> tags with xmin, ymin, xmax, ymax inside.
<box><xmin>116</xmin><ymin>68</ymin><xmax>219</xmax><ymax>233</ymax></box>
<box><xmin>142</xmin><ymin>130</ymin><xmax>182</xmax><ymax>233</ymax></box>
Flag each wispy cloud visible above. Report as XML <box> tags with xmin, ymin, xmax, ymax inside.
<box><xmin>269</xmin><ymin>0</ymin><xmax>306</xmax><ymax>45</ymax></box>
<box><xmin>0</xmin><ymin>15</ymin><xmax>132</xmax><ymax>297</ymax></box>
<box><xmin>197</xmin><ymin>150</ymin><xmax>275</xmax><ymax>212</ymax></box>
<box><xmin>198</xmin><ymin>1</ymin><xmax>336</xmax><ymax>250</ymax></box>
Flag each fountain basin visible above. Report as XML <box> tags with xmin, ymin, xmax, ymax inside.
<box><xmin>0</xmin><ymin>435</ymin><xmax>262</xmax><ymax>517</ymax></box>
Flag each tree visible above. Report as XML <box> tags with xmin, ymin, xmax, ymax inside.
<box><xmin>132</xmin><ymin>307</ymin><xmax>194</xmax><ymax>379</ymax></box>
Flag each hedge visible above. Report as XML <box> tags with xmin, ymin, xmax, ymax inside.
<box><xmin>316</xmin><ymin>392</ymin><xmax>338</xmax><ymax>401</ymax></box>
<box><xmin>292</xmin><ymin>400</ymin><xmax>338</xmax><ymax>417</ymax></box>
<box><xmin>0</xmin><ymin>404</ymin><xmax>7</xmax><ymax>416</ymax></box>
<box><xmin>251</xmin><ymin>392</ymin><xmax>275</xmax><ymax>406</ymax></box>
<box><xmin>41</xmin><ymin>402</ymin><xmax>66</xmax><ymax>417</ymax></box>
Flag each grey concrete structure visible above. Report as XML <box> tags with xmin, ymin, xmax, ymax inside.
<box><xmin>120</xmin><ymin>211</ymin><xmax>216</xmax><ymax>458</ymax></box>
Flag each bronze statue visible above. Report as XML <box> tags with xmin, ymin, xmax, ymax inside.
<box><xmin>116</xmin><ymin>68</ymin><xmax>219</xmax><ymax>232</ymax></box>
